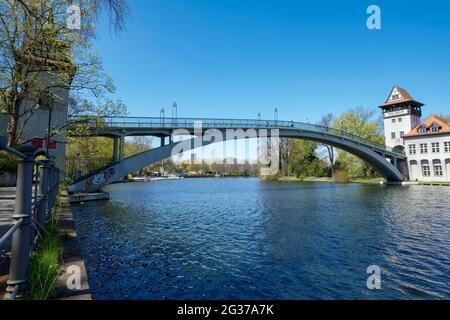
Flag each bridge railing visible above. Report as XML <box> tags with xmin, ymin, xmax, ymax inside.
<box><xmin>69</xmin><ymin>116</ymin><xmax>405</xmax><ymax>156</ymax></box>
<box><xmin>0</xmin><ymin>136</ymin><xmax>60</xmax><ymax>300</ymax></box>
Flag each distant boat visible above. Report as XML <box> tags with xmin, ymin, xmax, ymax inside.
<box><xmin>160</xmin><ymin>174</ymin><xmax>184</xmax><ymax>180</ymax></box>
<box><xmin>132</xmin><ymin>174</ymin><xmax>184</xmax><ymax>182</ymax></box>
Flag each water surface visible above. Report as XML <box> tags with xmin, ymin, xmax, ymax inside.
<box><xmin>71</xmin><ymin>178</ymin><xmax>450</xmax><ymax>299</ymax></box>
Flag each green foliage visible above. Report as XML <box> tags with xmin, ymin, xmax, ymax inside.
<box><xmin>25</xmin><ymin>187</ymin><xmax>62</xmax><ymax>300</ymax></box>
<box><xmin>333</xmin><ymin>169</ymin><xmax>350</xmax><ymax>183</ymax></box>
<box><xmin>25</xmin><ymin>223</ymin><xmax>61</xmax><ymax>300</ymax></box>
<box><xmin>332</xmin><ymin>108</ymin><xmax>384</xmax><ymax>179</ymax></box>
<box><xmin>0</xmin><ymin>150</ymin><xmax>18</xmax><ymax>175</ymax></box>
<box><xmin>0</xmin><ymin>1</ymin><xmax>129</xmax><ymax>145</ymax></box>
<box><xmin>66</xmin><ymin>136</ymin><xmax>114</xmax><ymax>159</ymax></box>
<box><xmin>288</xmin><ymin>140</ymin><xmax>330</xmax><ymax>179</ymax></box>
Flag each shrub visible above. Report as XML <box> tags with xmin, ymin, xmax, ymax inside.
<box><xmin>0</xmin><ymin>150</ymin><xmax>18</xmax><ymax>175</ymax></box>
<box><xmin>25</xmin><ymin>223</ymin><xmax>61</xmax><ymax>300</ymax></box>
<box><xmin>333</xmin><ymin>169</ymin><xmax>350</xmax><ymax>183</ymax></box>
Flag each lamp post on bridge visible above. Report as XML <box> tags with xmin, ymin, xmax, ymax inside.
<box><xmin>172</xmin><ymin>102</ymin><xmax>177</xmax><ymax>119</ymax></box>
<box><xmin>160</xmin><ymin>108</ymin><xmax>165</xmax><ymax>123</ymax></box>
<box><xmin>274</xmin><ymin>108</ymin><xmax>278</xmax><ymax>122</ymax></box>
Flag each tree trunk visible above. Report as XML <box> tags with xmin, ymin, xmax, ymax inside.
<box><xmin>6</xmin><ymin>98</ymin><xmax>22</xmax><ymax>147</ymax></box>
<box><xmin>7</xmin><ymin>116</ymin><xmax>18</xmax><ymax>147</ymax></box>
<box><xmin>327</xmin><ymin>145</ymin><xmax>335</xmax><ymax>176</ymax></box>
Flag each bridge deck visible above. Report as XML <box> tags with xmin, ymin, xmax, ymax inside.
<box><xmin>69</xmin><ymin>116</ymin><xmax>406</xmax><ymax>159</ymax></box>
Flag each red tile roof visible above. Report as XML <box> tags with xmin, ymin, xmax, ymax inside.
<box><xmin>379</xmin><ymin>85</ymin><xmax>424</xmax><ymax>108</ymax></box>
<box><xmin>404</xmin><ymin>115</ymin><xmax>450</xmax><ymax>138</ymax></box>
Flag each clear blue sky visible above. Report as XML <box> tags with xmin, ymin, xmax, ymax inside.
<box><xmin>93</xmin><ymin>0</ymin><xmax>450</xmax><ymax>122</ymax></box>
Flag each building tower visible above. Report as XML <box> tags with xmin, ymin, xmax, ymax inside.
<box><xmin>379</xmin><ymin>86</ymin><xmax>424</xmax><ymax>151</ymax></box>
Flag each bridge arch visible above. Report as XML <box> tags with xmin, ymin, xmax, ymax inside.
<box><xmin>68</xmin><ymin>125</ymin><xmax>405</xmax><ymax>192</ymax></box>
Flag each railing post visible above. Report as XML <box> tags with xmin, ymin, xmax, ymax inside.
<box><xmin>6</xmin><ymin>145</ymin><xmax>36</xmax><ymax>293</ymax></box>
<box><xmin>36</xmin><ymin>160</ymin><xmax>50</xmax><ymax>230</ymax></box>
<box><xmin>119</xmin><ymin>135</ymin><xmax>125</xmax><ymax>161</ymax></box>
<box><xmin>112</xmin><ymin>136</ymin><xmax>118</xmax><ymax>162</ymax></box>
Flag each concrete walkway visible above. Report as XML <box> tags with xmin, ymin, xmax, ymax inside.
<box><xmin>0</xmin><ymin>187</ymin><xmax>91</xmax><ymax>300</ymax></box>
<box><xmin>53</xmin><ymin>192</ymin><xmax>91</xmax><ymax>300</ymax></box>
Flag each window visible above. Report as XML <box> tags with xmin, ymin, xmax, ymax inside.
<box><xmin>391</xmin><ymin>132</ymin><xmax>396</xmax><ymax>139</ymax></box>
<box><xmin>434</xmin><ymin>165</ymin><xmax>443</xmax><ymax>177</ymax></box>
<box><xmin>408</xmin><ymin>144</ymin><xmax>416</xmax><ymax>155</ymax></box>
<box><xmin>444</xmin><ymin>142</ymin><xmax>450</xmax><ymax>152</ymax></box>
<box><xmin>400</xmin><ymin>131</ymin><xmax>405</xmax><ymax>138</ymax></box>
<box><xmin>431</xmin><ymin>125</ymin><xmax>439</xmax><ymax>133</ymax></box>
<box><xmin>418</xmin><ymin>127</ymin><xmax>426</xmax><ymax>134</ymax></box>
<box><xmin>392</xmin><ymin>118</ymin><xmax>396</xmax><ymax>123</ymax></box>
<box><xmin>422</xmin><ymin>165</ymin><xmax>431</xmax><ymax>177</ymax></box>
<box><xmin>398</xmin><ymin>118</ymin><xmax>402</xmax><ymax>123</ymax></box>
<box><xmin>420</xmin><ymin>143</ymin><xmax>428</xmax><ymax>154</ymax></box>
<box><xmin>431</xmin><ymin>142</ymin><xmax>440</xmax><ymax>153</ymax></box>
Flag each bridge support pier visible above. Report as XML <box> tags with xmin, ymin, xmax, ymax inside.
<box><xmin>113</xmin><ymin>136</ymin><xmax>119</xmax><ymax>162</ymax></box>
<box><xmin>119</xmin><ymin>136</ymin><xmax>125</xmax><ymax>161</ymax></box>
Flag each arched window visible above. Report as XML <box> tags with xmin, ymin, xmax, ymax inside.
<box><xmin>445</xmin><ymin>159</ymin><xmax>450</xmax><ymax>179</ymax></box>
<box><xmin>421</xmin><ymin>160</ymin><xmax>431</xmax><ymax>177</ymax></box>
<box><xmin>433</xmin><ymin>159</ymin><xmax>443</xmax><ymax>177</ymax></box>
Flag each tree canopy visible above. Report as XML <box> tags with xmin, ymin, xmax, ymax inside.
<box><xmin>0</xmin><ymin>0</ymin><xmax>129</xmax><ymax>145</ymax></box>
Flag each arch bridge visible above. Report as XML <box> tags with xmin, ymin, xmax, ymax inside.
<box><xmin>67</xmin><ymin>117</ymin><xmax>407</xmax><ymax>192</ymax></box>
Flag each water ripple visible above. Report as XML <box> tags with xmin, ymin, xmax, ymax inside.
<box><xmin>71</xmin><ymin>179</ymin><xmax>450</xmax><ymax>299</ymax></box>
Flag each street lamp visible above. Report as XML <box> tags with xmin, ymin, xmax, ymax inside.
<box><xmin>160</xmin><ymin>107</ymin><xmax>165</xmax><ymax>123</ymax></box>
<box><xmin>274</xmin><ymin>108</ymin><xmax>278</xmax><ymax>122</ymax></box>
<box><xmin>172</xmin><ymin>102</ymin><xmax>177</xmax><ymax>119</ymax></box>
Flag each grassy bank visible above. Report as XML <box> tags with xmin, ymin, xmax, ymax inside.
<box><xmin>24</xmin><ymin>192</ymin><xmax>62</xmax><ymax>300</ymax></box>
<box><xmin>277</xmin><ymin>176</ymin><xmax>384</xmax><ymax>184</ymax></box>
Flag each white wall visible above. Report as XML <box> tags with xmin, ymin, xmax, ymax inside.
<box><xmin>405</xmin><ymin>135</ymin><xmax>450</xmax><ymax>181</ymax></box>
<box><xmin>383</xmin><ymin>109</ymin><xmax>420</xmax><ymax>149</ymax></box>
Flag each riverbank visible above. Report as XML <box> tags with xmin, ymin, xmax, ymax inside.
<box><xmin>276</xmin><ymin>176</ymin><xmax>384</xmax><ymax>184</ymax></box>
<box><xmin>276</xmin><ymin>176</ymin><xmax>450</xmax><ymax>186</ymax></box>
<box><xmin>52</xmin><ymin>191</ymin><xmax>91</xmax><ymax>300</ymax></box>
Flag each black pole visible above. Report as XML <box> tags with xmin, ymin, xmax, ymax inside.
<box><xmin>46</xmin><ymin>99</ymin><xmax>53</xmax><ymax>157</ymax></box>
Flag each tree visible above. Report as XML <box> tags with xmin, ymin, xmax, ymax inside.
<box><xmin>279</xmin><ymin>138</ymin><xmax>292</xmax><ymax>176</ymax></box>
<box><xmin>332</xmin><ymin>107</ymin><xmax>384</xmax><ymax>178</ymax></box>
<box><xmin>430</xmin><ymin>113</ymin><xmax>450</xmax><ymax>122</ymax></box>
<box><xmin>288</xmin><ymin>140</ymin><xmax>319</xmax><ymax>179</ymax></box>
<box><xmin>0</xmin><ymin>0</ymin><xmax>129</xmax><ymax>146</ymax></box>
<box><xmin>125</xmin><ymin>136</ymin><xmax>153</xmax><ymax>157</ymax></box>
<box><xmin>317</xmin><ymin>113</ymin><xmax>336</xmax><ymax>175</ymax></box>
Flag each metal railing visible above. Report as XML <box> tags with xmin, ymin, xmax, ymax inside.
<box><xmin>0</xmin><ymin>136</ymin><xmax>60</xmax><ymax>300</ymax></box>
<box><xmin>69</xmin><ymin>116</ymin><xmax>406</xmax><ymax>157</ymax></box>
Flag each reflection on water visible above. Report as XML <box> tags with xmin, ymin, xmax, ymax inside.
<box><xmin>71</xmin><ymin>178</ymin><xmax>450</xmax><ymax>299</ymax></box>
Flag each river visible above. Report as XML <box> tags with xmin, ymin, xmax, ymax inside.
<box><xmin>70</xmin><ymin>178</ymin><xmax>450</xmax><ymax>299</ymax></box>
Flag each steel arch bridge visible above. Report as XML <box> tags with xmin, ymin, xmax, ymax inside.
<box><xmin>67</xmin><ymin>117</ymin><xmax>407</xmax><ymax>192</ymax></box>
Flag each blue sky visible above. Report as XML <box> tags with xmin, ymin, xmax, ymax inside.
<box><xmin>93</xmin><ymin>0</ymin><xmax>450</xmax><ymax>122</ymax></box>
